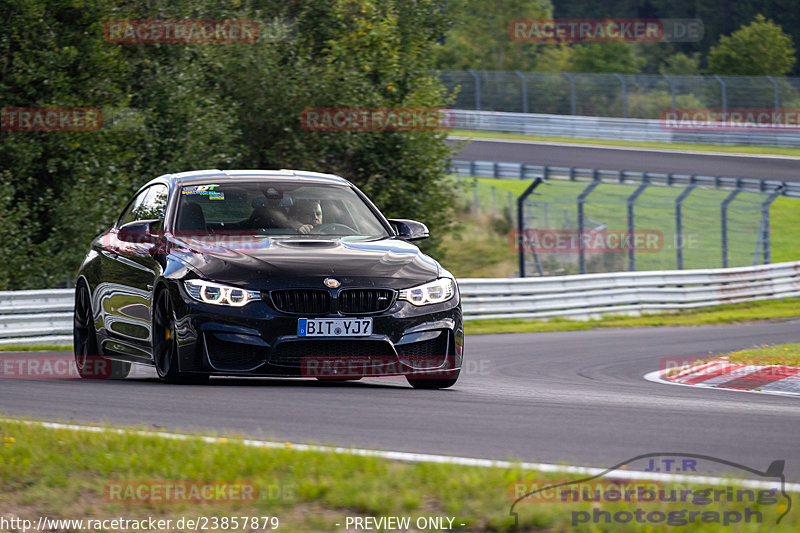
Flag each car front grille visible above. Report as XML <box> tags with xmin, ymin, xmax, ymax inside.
<box><xmin>270</xmin><ymin>289</ymin><xmax>330</xmax><ymax>314</ymax></box>
<box><xmin>338</xmin><ymin>289</ymin><xmax>394</xmax><ymax>314</ymax></box>
<box><xmin>272</xmin><ymin>340</ymin><xmax>395</xmax><ymax>366</ymax></box>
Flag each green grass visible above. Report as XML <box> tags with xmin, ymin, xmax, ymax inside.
<box><xmin>465</xmin><ymin>297</ymin><xmax>800</xmax><ymax>335</ymax></box>
<box><xmin>449</xmin><ymin>177</ymin><xmax>800</xmax><ymax>277</ymax></box>
<box><xmin>0</xmin><ymin>417</ymin><xmax>795</xmax><ymax>532</ymax></box>
<box><xmin>450</xmin><ymin>129</ymin><xmax>800</xmax><ymax>157</ymax></box>
<box><xmin>0</xmin><ymin>344</ymin><xmax>72</xmax><ymax>352</ymax></box>
<box><xmin>710</xmin><ymin>342</ymin><xmax>800</xmax><ymax>367</ymax></box>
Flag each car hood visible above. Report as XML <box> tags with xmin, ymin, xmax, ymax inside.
<box><xmin>168</xmin><ymin>235</ymin><xmax>441</xmax><ymax>290</ymax></box>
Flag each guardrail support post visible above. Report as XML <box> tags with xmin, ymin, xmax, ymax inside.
<box><xmin>721</xmin><ymin>188</ymin><xmax>741</xmax><ymax>268</ymax></box>
<box><xmin>627</xmin><ymin>181</ymin><xmax>649</xmax><ymax>271</ymax></box>
<box><xmin>563</xmin><ymin>72</ymin><xmax>577</xmax><ymax>115</ymax></box>
<box><xmin>577</xmin><ymin>175</ymin><xmax>601</xmax><ymax>274</ymax></box>
<box><xmin>517</xmin><ymin>177</ymin><xmax>545</xmax><ymax>277</ymax></box>
<box><xmin>515</xmin><ymin>70</ymin><xmax>528</xmax><ymax>114</ymax></box>
<box><xmin>469</xmin><ymin>70</ymin><xmax>481</xmax><ymax>111</ymax></box>
<box><xmin>675</xmin><ymin>184</ymin><xmax>695</xmax><ymax>270</ymax></box>
<box><xmin>614</xmin><ymin>73</ymin><xmax>628</xmax><ymax>118</ymax></box>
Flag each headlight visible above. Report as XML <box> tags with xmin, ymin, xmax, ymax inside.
<box><xmin>183</xmin><ymin>280</ymin><xmax>261</xmax><ymax>307</ymax></box>
<box><xmin>398</xmin><ymin>278</ymin><xmax>455</xmax><ymax>306</ymax></box>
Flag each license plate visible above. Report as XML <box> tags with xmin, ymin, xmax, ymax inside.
<box><xmin>298</xmin><ymin>318</ymin><xmax>372</xmax><ymax>337</ymax></box>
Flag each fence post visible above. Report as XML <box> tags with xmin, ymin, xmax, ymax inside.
<box><xmin>767</xmin><ymin>75</ymin><xmax>780</xmax><ymax>110</ymax></box>
<box><xmin>517</xmin><ymin>177</ymin><xmax>545</xmax><ymax>277</ymax></box>
<box><xmin>663</xmin><ymin>74</ymin><xmax>677</xmax><ymax>113</ymax></box>
<box><xmin>473</xmin><ymin>179</ymin><xmax>479</xmax><ymax>215</ymax></box>
<box><xmin>675</xmin><ymin>183</ymin><xmax>696</xmax><ymax>270</ymax></box>
<box><xmin>577</xmin><ymin>173</ymin><xmax>601</xmax><ymax>274</ymax></box>
<box><xmin>627</xmin><ymin>181</ymin><xmax>649</xmax><ymax>271</ymax></box>
<box><xmin>469</xmin><ymin>69</ymin><xmax>481</xmax><ymax>110</ymax></box>
<box><xmin>563</xmin><ymin>72</ymin><xmax>577</xmax><ymax>115</ymax></box>
<box><xmin>515</xmin><ymin>70</ymin><xmax>528</xmax><ymax>113</ymax></box>
<box><xmin>613</xmin><ymin>73</ymin><xmax>628</xmax><ymax>118</ymax></box>
<box><xmin>756</xmin><ymin>187</ymin><xmax>784</xmax><ymax>264</ymax></box>
<box><xmin>720</xmin><ymin>189</ymin><xmax>741</xmax><ymax>268</ymax></box>
<box><xmin>714</xmin><ymin>75</ymin><xmax>727</xmax><ymax>112</ymax></box>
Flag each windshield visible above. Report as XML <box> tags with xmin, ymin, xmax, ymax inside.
<box><xmin>174</xmin><ymin>180</ymin><xmax>390</xmax><ymax>241</ymax></box>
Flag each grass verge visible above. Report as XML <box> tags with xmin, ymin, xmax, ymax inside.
<box><xmin>450</xmin><ymin>129</ymin><xmax>800</xmax><ymax>157</ymax></box>
<box><xmin>0</xmin><ymin>344</ymin><xmax>72</xmax><ymax>352</ymax></box>
<box><xmin>708</xmin><ymin>342</ymin><xmax>800</xmax><ymax>367</ymax></box>
<box><xmin>0</xmin><ymin>417</ymin><xmax>794</xmax><ymax>532</ymax></box>
<box><xmin>466</xmin><ymin>297</ymin><xmax>800</xmax><ymax>335</ymax></box>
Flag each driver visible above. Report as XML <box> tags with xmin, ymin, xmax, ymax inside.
<box><xmin>291</xmin><ymin>200</ymin><xmax>323</xmax><ymax>234</ymax></box>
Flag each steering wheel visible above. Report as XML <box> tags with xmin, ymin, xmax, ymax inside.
<box><xmin>310</xmin><ymin>222</ymin><xmax>357</xmax><ymax>235</ymax></box>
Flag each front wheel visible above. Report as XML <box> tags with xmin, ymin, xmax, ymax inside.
<box><xmin>152</xmin><ymin>288</ymin><xmax>208</xmax><ymax>384</ymax></box>
<box><xmin>73</xmin><ymin>283</ymin><xmax>130</xmax><ymax>379</ymax></box>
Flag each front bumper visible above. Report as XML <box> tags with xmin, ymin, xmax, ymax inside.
<box><xmin>170</xmin><ymin>283</ymin><xmax>464</xmax><ymax>378</ymax></box>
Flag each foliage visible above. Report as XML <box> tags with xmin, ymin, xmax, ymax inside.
<box><xmin>568</xmin><ymin>42</ymin><xmax>646</xmax><ymax>74</ymax></box>
<box><xmin>708</xmin><ymin>14</ymin><xmax>796</xmax><ymax>75</ymax></box>
<box><xmin>434</xmin><ymin>0</ymin><xmax>553</xmax><ymax>71</ymax></box>
<box><xmin>0</xmin><ymin>0</ymin><xmax>456</xmax><ymax>289</ymax></box>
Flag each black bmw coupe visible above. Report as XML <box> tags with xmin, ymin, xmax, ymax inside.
<box><xmin>74</xmin><ymin>169</ymin><xmax>463</xmax><ymax>388</ymax></box>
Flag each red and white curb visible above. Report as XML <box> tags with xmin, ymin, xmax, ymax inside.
<box><xmin>645</xmin><ymin>356</ymin><xmax>800</xmax><ymax>397</ymax></box>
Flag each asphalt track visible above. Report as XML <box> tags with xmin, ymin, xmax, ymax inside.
<box><xmin>448</xmin><ymin>138</ymin><xmax>800</xmax><ymax>181</ymax></box>
<box><xmin>2</xmin><ymin>321</ymin><xmax>800</xmax><ymax>481</ymax></box>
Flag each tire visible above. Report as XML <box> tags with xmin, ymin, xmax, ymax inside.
<box><xmin>73</xmin><ymin>283</ymin><xmax>131</xmax><ymax>379</ymax></box>
<box><xmin>152</xmin><ymin>288</ymin><xmax>209</xmax><ymax>384</ymax></box>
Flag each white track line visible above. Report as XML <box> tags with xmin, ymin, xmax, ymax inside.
<box><xmin>3</xmin><ymin>417</ymin><xmax>798</xmax><ymax>493</ymax></box>
<box><xmin>448</xmin><ymin>136</ymin><xmax>800</xmax><ymax>160</ymax></box>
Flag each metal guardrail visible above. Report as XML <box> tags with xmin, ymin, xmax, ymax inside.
<box><xmin>459</xmin><ymin>261</ymin><xmax>800</xmax><ymax>320</ymax></box>
<box><xmin>448</xmin><ymin>159</ymin><xmax>800</xmax><ymax>199</ymax></box>
<box><xmin>2</xmin><ymin>261</ymin><xmax>799</xmax><ymax>344</ymax></box>
<box><xmin>452</xmin><ymin>110</ymin><xmax>800</xmax><ymax>147</ymax></box>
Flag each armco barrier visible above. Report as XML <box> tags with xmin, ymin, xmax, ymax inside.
<box><xmin>452</xmin><ymin>109</ymin><xmax>800</xmax><ymax>147</ymax></box>
<box><xmin>1</xmin><ymin>260</ymin><xmax>799</xmax><ymax>344</ymax></box>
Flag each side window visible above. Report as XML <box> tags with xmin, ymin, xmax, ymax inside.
<box><xmin>136</xmin><ymin>184</ymin><xmax>169</xmax><ymax>230</ymax></box>
<box><xmin>117</xmin><ymin>188</ymin><xmax>151</xmax><ymax>227</ymax></box>
<box><xmin>117</xmin><ymin>184</ymin><xmax>169</xmax><ymax>228</ymax></box>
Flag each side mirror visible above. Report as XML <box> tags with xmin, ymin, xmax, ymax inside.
<box><xmin>388</xmin><ymin>218</ymin><xmax>429</xmax><ymax>241</ymax></box>
<box><xmin>118</xmin><ymin>219</ymin><xmax>161</xmax><ymax>243</ymax></box>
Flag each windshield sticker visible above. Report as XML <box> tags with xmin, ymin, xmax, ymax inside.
<box><xmin>182</xmin><ymin>184</ymin><xmax>220</xmax><ymax>196</ymax></box>
<box><xmin>208</xmin><ymin>192</ymin><xmax>225</xmax><ymax>200</ymax></box>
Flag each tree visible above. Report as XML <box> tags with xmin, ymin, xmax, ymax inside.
<box><xmin>568</xmin><ymin>42</ymin><xmax>646</xmax><ymax>73</ymax></box>
<box><xmin>659</xmin><ymin>52</ymin><xmax>701</xmax><ymax>75</ymax></box>
<box><xmin>707</xmin><ymin>14</ymin><xmax>795</xmax><ymax>75</ymax></box>
<box><xmin>434</xmin><ymin>0</ymin><xmax>553</xmax><ymax>71</ymax></box>
<box><xmin>0</xmin><ymin>0</ymin><xmax>458</xmax><ymax>289</ymax></box>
